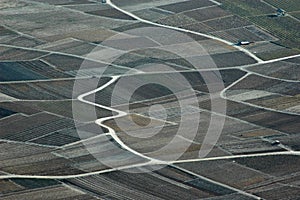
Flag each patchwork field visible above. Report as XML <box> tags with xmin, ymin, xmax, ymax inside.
<box><xmin>0</xmin><ymin>0</ymin><xmax>299</xmax><ymax>199</ymax></box>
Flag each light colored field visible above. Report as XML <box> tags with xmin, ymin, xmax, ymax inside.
<box><xmin>226</xmin><ymin>90</ymin><xmax>274</xmax><ymax>101</ymax></box>
<box><xmin>0</xmin><ymin>92</ymin><xmax>17</xmax><ymax>101</ymax></box>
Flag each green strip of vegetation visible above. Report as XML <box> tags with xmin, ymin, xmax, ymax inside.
<box><xmin>218</xmin><ymin>0</ymin><xmax>275</xmax><ymax>17</ymax></box>
<box><xmin>218</xmin><ymin>0</ymin><xmax>300</xmax><ymax>50</ymax></box>
<box><xmin>248</xmin><ymin>15</ymin><xmax>300</xmax><ymax>49</ymax></box>
<box><xmin>264</xmin><ymin>0</ymin><xmax>300</xmax><ymax>12</ymax></box>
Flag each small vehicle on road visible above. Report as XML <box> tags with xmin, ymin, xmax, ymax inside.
<box><xmin>271</xmin><ymin>140</ymin><xmax>281</xmax><ymax>146</ymax></box>
<box><xmin>237</xmin><ymin>41</ymin><xmax>252</xmax><ymax>46</ymax></box>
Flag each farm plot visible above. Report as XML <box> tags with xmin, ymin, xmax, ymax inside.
<box><xmin>0</xmin><ymin>61</ymin><xmax>71</xmax><ymax>82</ymax></box>
<box><xmin>255</xmin><ymin>47</ymin><xmax>300</xmax><ymax>61</ymax></box>
<box><xmin>99</xmin><ymin>36</ymin><xmax>160</xmax><ymax>52</ymax></box>
<box><xmin>91</xmin><ymin>69</ymin><xmax>242</xmax><ymax>106</ymax></box>
<box><xmin>0</xmin><ymin>141</ymin><xmax>83</xmax><ymax>175</ymax></box>
<box><xmin>113</xmin><ymin>21</ymin><xmax>156</xmax><ymax>32</ymax></box>
<box><xmin>97</xmin><ymin>83</ymin><xmax>174</xmax><ymax>106</ymax></box>
<box><xmin>246</xmin><ymin>95</ymin><xmax>300</xmax><ymax>114</ymax></box>
<box><xmin>204</xmin><ymin>15</ymin><xmax>251</xmax><ymax>32</ymax></box>
<box><xmin>65</xmin><ymin>166</ymin><xmax>238</xmax><ymax>200</ymax></box>
<box><xmin>0</xmin><ymin>47</ymin><xmax>47</xmax><ymax>61</ymax></box>
<box><xmin>0</xmin><ymin>112</ymin><xmax>76</xmax><ymax>143</ymax></box>
<box><xmin>248</xmin><ymin>16</ymin><xmax>300</xmax><ymax>49</ymax></box>
<box><xmin>132</xmin><ymin>8</ymin><xmax>173</xmax><ymax>21</ymax></box>
<box><xmin>254</xmin><ymin>185</ymin><xmax>300</xmax><ymax>200</ymax></box>
<box><xmin>92</xmin><ymin>69</ymin><xmax>246</xmax><ymax>107</ymax></box>
<box><xmin>0</xmin><ymin>35</ymin><xmax>44</xmax><ymax>49</ymax></box>
<box><xmin>0</xmin><ymin>80</ymin><xmax>75</xmax><ymax>100</ymax></box>
<box><xmin>0</xmin><ymin>26</ymin><xmax>18</xmax><ymax>45</ymax></box>
<box><xmin>0</xmin><ymin>62</ymin><xmax>46</xmax><ymax>82</ymax></box>
<box><xmin>195</xmin><ymin>111</ymin><xmax>275</xmax><ymax>142</ymax></box>
<box><xmin>18</xmin><ymin>60</ymin><xmax>72</xmax><ymax>78</ymax></box>
<box><xmin>215</xmin><ymin>0</ymin><xmax>300</xmax><ymax>56</ymax></box>
<box><xmin>30</xmin><ymin>130</ymin><xmax>80</xmax><ymax>147</ymax></box>
<box><xmin>181</xmin><ymin>22</ymin><xmax>214</xmax><ymax>33</ymax></box>
<box><xmin>78</xmin><ymin>37</ymin><xmax>240</xmax><ymax>72</ymax></box>
<box><xmin>110</xmin><ymin>51</ymin><xmax>194</xmax><ymax>71</ymax></box>
<box><xmin>164</xmin><ymin>68</ymin><xmax>244</xmax><ymax>93</ymax></box>
<box><xmin>235</xmin><ymin>106</ymin><xmax>300</xmax><ymax>135</ymax></box>
<box><xmin>190</xmin><ymin>96</ymin><xmax>284</xmax><ymax>140</ymax></box>
<box><xmin>64</xmin><ymin>3</ymin><xmax>111</xmax><ymax>12</ymax></box>
<box><xmin>103</xmin><ymin>113</ymin><xmax>167</xmax><ymax>133</ymax></box>
<box><xmin>3</xmin><ymin>179</ymin><xmax>88</xmax><ymax>200</ymax></box>
<box><xmin>226</xmin><ymin>90</ymin><xmax>278</xmax><ymax>102</ymax></box>
<box><xmin>31</xmin><ymin>0</ymin><xmax>95</xmax><ymax>5</ymax></box>
<box><xmin>131</xmin><ymin>94</ymin><xmax>281</xmax><ymax>145</ymax></box>
<box><xmin>110</xmin><ymin>0</ymin><xmax>192</xmax><ymax>11</ymax></box>
<box><xmin>1</xmin><ymin>36</ymin><xmax>45</xmax><ymax>48</ymax></box>
<box><xmin>210</xmin><ymin>51</ymin><xmax>257</xmax><ymax>67</ymax></box>
<box><xmin>291</xmin><ymin>11</ymin><xmax>300</xmax><ymax>20</ymax></box>
<box><xmin>248</xmin><ymin>61</ymin><xmax>300</xmax><ymax>81</ymax></box>
<box><xmin>157</xmin><ymin>0</ymin><xmax>215</xmax><ymax>13</ymax></box>
<box><xmin>216</xmin><ymin>0</ymin><xmax>299</xmax><ymax>50</ymax></box>
<box><xmin>45</xmin><ymin>28</ymin><xmax>117</xmax><ymax>43</ymax></box>
<box><xmin>87</xmin><ymin>8</ymin><xmax>135</xmax><ymax>20</ymax></box>
<box><xmin>285</xmin><ymin>56</ymin><xmax>300</xmax><ymax>64</ymax></box>
<box><xmin>0</xmin><ymin>102</ymin><xmax>40</xmax><ymax>116</ymax></box>
<box><xmin>264</xmin><ymin>0</ymin><xmax>300</xmax><ymax>12</ymax></box>
<box><xmin>212</xmin><ymin>28</ymin><xmax>265</xmax><ymax>43</ymax></box>
<box><xmin>0</xmin><ymin>179</ymin><xmax>24</xmax><ymax>194</ymax></box>
<box><xmin>31</xmin><ymin>121</ymin><xmax>108</xmax><ymax>147</ymax></box>
<box><xmin>227</xmin><ymin>87</ymin><xmax>300</xmax><ymax>114</ymax></box>
<box><xmin>234</xmin><ymin>128</ymin><xmax>281</xmax><ymax>138</ymax></box>
<box><xmin>0</xmin><ymin>24</ymin><xmax>43</xmax><ymax>47</ymax></box>
<box><xmin>183</xmin><ymin>6</ymin><xmax>231</xmax><ymax>22</ymax></box>
<box><xmin>235</xmin><ymin>155</ymin><xmax>300</xmax><ymax>176</ymax></box>
<box><xmin>0</xmin><ymin>184</ymin><xmax>97</xmax><ymax>200</ymax></box>
<box><xmin>196</xmin><ymin>39</ymin><xmax>238</xmax><ymax>55</ymax></box>
<box><xmin>0</xmin><ymin>114</ymin><xmax>27</xmax><ymax>127</ymax></box>
<box><xmin>66</xmin><ymin>65</ymin><xmax>133</xmax><ymax>77</ymax></box>
<box><xmin>0</xmin><ymin>8</ymin><xmax>134</xmax><ymax>41</ymax></box>
<box><xmin>218</xmin><ymin>0</ymin><xmax>275</xmax><ymax>17</ymax></box>
<box><xmin>0</xmin><ymin>107</ymin><xmax>16</xmax><ymax>119</ymax></box>
<box><xmin>268</xmin><ymin>134</ymin><xmax>300</xmax><ymax>151</ymax></box>
<box><xmin>245</xmin><ymin>41</ymin><xmax>285</xmax><ymax>54</ymax></box>
<box><xmin>113</xmin><ymin>124</ymin><xmax>183</xmax><ymax>155</ymax></box>
<box><xmin>0</xmin><ymin>77</ymin><xmax>110</xmax><ymax>100</ymax></box>
<box><xmin>228</xmin><ymin>74</ymin><xmax>300</xmax><ymax>96</ymax></box>
<box><xmin>220</xmin><ymin>139</ymin><xmax>282</xmax><ymax>155</ymax></box>
<box><xmin>38</xmin><ymin>38</ymin><xmax>97</xmax><ymax>56</ymax></box>
<box><xmin>156</xmin><ymin>13</ymin><xmax>198</xmax><ymax>27</ymax></box>
<box><xmin>199</xmin><ymin>97</ymin><xmax>300</xmax><ymax>135</ymax></box>
<box><xmin>133</xmin><ymin>38</ymin><xmax>236</xmax><ymax>56</ymax></box>
<box><xmin>112</xmin><ymin>112</ymin><xmax>229</xmax><ymax>161</ymax></box>
<box><xmin>172</xmin><ymin>51</ymin><xmax>247</xmax><ymax>69</ymax></box>
<box><xmin>0</xmin><ymin>25</ymin><xmax>17</xmax><ymax>38</ymax></box>
<box><xmin>10</xmin><ymin>179</ymin><xmax>60</xmax><ymax>190</ymax></box>
<box><xmin>0</xmin><ymin>92</ymin><xmax>17</xmax><ymax>101</ymax></box>
<box><xmin>55</xmin><ymin>135</ymin><xmax>148</xmax><ymax>172</ymax></box>
<box><xmin>245</xmin><ymin>26</ymin><xmax>278</xmax><ymax>41</ymax></box>
<box><xmin>176</xmin><ymin>160</ymin><xmax>271</xmax><ymax>190</ymax></box>
<box><xmin>19</xmin><ymin>100</ymin><xmax>113</xmax><ymax>121</ymax></box>
<box><xmin>210</xmin><ymin>31</ymin><xmax>238</xmax><ymax>44</ymax></box>
<box><xmin>110</xmin><ymin>0</ymin><xmax>154</xmax><ymax>7</ymax></box>
<box><xmin>41</xmin><ymin>54</ymin><xmax>86</xmax><ymax>71</ymax></box>
<box><xmin>125</xmin><ymin>48</ymin><xmax>187</xmax><ymax>61</ymax></box>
